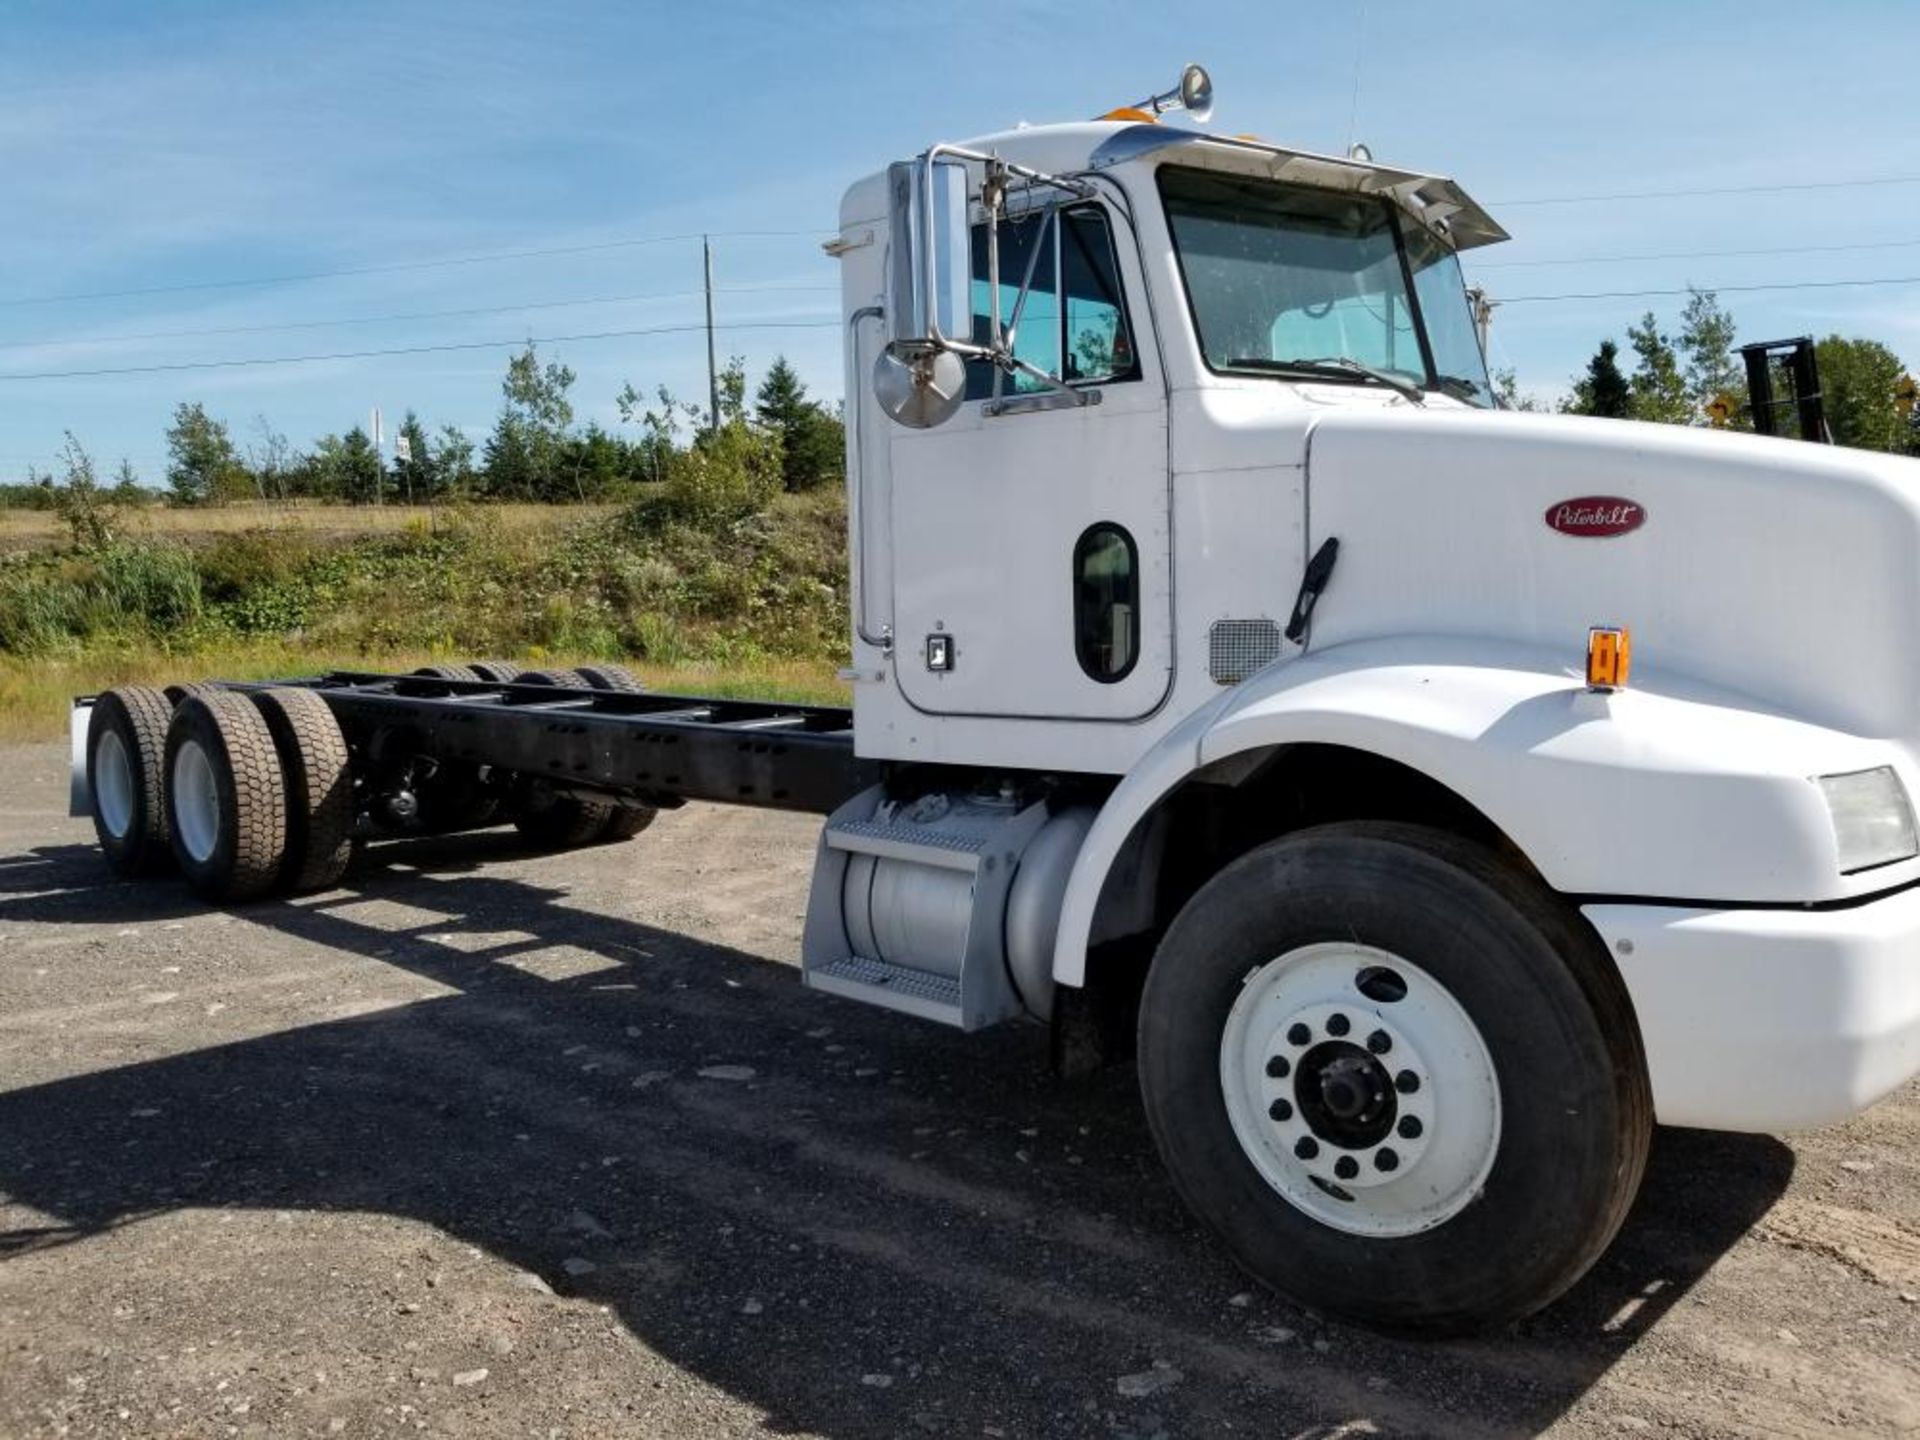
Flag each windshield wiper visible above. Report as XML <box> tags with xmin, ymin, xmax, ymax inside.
<box><xmin>1432</xmin><ymin>374</ymin><xmax>1485</xmax><ymax>403</ymax></box>
<box><xmin>1222</xmin><ymin>356</ymin><xmax>1426</xmax><ymax>405</ymax></box>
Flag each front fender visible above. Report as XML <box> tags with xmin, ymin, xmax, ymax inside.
<box><xmin>1051</xmin><ymin>635</ymin><xmax>1907</xmax><ymax>986</ymax></box>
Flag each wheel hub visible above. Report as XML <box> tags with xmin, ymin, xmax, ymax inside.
<box><xmin>1219</xmin><ymin>943</ymin><xmax>1502</xmax><ymax>1237</ymax></box>
<box><xmin>1297</xmin><ymin>1042</ymin><xmax>1395</xmax><ymax>1142</ymax></box>
<box><xmin>1256</xmin><ymin>1001</ymin><xmax>1435</xmax><ymax>1191</ymax></box>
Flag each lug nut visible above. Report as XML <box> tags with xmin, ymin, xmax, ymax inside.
<box><xmin>1375</xmin><ymin>1147</ymin><xmax>1400</xmax><ymax>1172</ymax></box>
<box><xmin>1294</xmin><ymin>1136</ymin><xmax>1319</xmax><ymax>1161</ymax></box>
<box><xmin>1367</xmin><ymin>1028</ymin><xmax>1392</xmax><ymax>1054</ymax></box>
<box><xmin>1266</xmin><ymin>1055</ymin><xmax>1291</xmax><ymax>1079</ymax></box>
<box><xmin>1334</xmin><ymin>1155</ymin><xmax>1359</xmax><ymax>1180</ymax></box>
<box><xmin>1394</xmin><ymin>1069</ymin><xmax>1420</xmax><ymax>1095</ymax></box>
<box><xmin>1287</xmin><ymin>1022</ymin><xmax>1312</xmax><ymax>1046</ymax></box>
<box><xmin>1397</xmin><ymin>1114</ymin><xmax>1423</xmax><ymax>1140</ymax></box>
<box><xmin>1325</xmin><ymin>1012</ymin><xmax>1351</xmax><ymax>1037</ymax></box>
<box><xmin>1268</xmin><ymin>1097</ymin><xmax>1293</xmax><ymax>1122</ymax></box>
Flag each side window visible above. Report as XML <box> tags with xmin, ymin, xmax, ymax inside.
<box><xmin>965</xmin><ymin>206</ymin><xmax>1138</xmax><ymax>401</ymax></box>
<box><xmin>1073</xmin><ymin>523</ymin><xmax>1139</xmax><ymax>683</ymax></box>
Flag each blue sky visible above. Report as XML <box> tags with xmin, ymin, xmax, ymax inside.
<box><xmin>2</xmin><ymin>0</ymin><xmax>1916</xmax><ymax>484</ymax></box>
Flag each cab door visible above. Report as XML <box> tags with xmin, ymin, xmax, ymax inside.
<box><xmin>885</xmin><ymin>200</ymin><xmax>1170</xmax><ymax>721</ymax></box>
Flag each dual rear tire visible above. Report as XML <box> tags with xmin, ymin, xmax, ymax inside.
<box><xmin>89</xmin><ymin>685</ymin><xmax>354</xmax><ymax>901</ymax></box>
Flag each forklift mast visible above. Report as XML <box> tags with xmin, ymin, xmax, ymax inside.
<box><xmin>1740</xmin><ymin>336</ymin><xmax>1830</xmax><ymax>443</ymax></box>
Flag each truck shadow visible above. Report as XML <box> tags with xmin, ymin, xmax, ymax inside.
<box><xmin>0</xmin><ymin>832</ymin><xmax>1794</xmax><ymax>1439</ymax></box>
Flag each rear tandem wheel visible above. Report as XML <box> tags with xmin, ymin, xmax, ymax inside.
<box><xmin>162</xmin><ymin>693</ymin><xmax>289</xmax><ymax>902</ymax></box>
<box><xmin>249</xmin><ymin>686</ymin><xmax>354</xmax><ymax>893</ymax></box>
<box><xmin>505</xmin><ymin>667</ymin><xmax>655</xmax><ymax>843</ymax></box>
<box><xmin>86</xmin><ymin>685</ymin><xmax>176</xmax><ymax>876</ymax></box>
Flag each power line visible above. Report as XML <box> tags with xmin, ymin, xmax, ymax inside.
<box><xmin>0</xmin><ymin>228</ymin><xmax>827</xmax><ymax>309</ymax></box>
<box><xmin>1491</xmin><ymin>173</ymin><xmax>1920</xmax><ymax>207</ymax></box>
<box><xmin>0</xmin><ymin>318</ymin><xmax>839</xmax><ymax>382</ymax></box>
<box><xmin>1500</xmin><ymin>274</ymin><xmax>1920</xmax><ymax>304</ymax></box>
<box><xmin>1475</xmin><ymin>236</ymin><xmax>1920</xmax><ymax>270</ymax></box>
<box><xmin>0</xmin><ymin>282</ymin><xmax>839</xmax><ymax>352</ymax></box>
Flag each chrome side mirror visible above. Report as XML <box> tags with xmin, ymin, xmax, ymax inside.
<box><xmin>885</xmin><ymin>157</ymin><xmax>970</xmax><ymax>356</ymax></box>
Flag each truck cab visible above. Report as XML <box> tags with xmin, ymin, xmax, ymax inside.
<box><xmin>835</xmin><ymin>117</ymin><xmax>1508</xmax><ymax>772</ymax></box>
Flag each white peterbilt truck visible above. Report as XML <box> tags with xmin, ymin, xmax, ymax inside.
<box><xmin>72</xmin><ymin>69</ymin><xmax>1920</xmax><ymax>1332</ymax></box>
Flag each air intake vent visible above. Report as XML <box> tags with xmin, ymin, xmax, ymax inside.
<box><xmin>1209</xmin><ymin>618</ymin><xmax>1283</xmax><ymax>685</ymax></box>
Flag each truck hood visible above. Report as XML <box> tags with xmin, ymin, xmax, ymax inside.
<box><xmin>1300</xmin><ymin>407</ymin><xmax>1920</xmax><ymax>738</ymax></box>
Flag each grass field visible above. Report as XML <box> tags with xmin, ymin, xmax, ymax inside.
<box><xmin>0</xmin><ymin>501</ymin><xmax>620</xmax><ymax>554</ymax></box>
<box><xmin>0</xmin><ymin>642</ymin><xmax>846</xmax><ymax>744</ymax></box>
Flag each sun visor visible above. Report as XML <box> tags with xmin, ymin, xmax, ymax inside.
<box><xmin>1090</xmin><ymin>127</ymin><xmax>1508</xmax><ymax>251</ymax></box>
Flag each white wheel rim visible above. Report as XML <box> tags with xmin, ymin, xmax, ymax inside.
<box><xmin>93</xmin><ymin>729</ymin><xmax>135</xmax><ymax>839</ymax></box>
<box><xmin>171</xmin><ymin>738</ymin><xmax>222</xmax><ymax>865</ymax></box>
<box><xmin>1219</xmin><ymin>942</ymin><xmax>1501</xmax><ymax>1238</ymax></box>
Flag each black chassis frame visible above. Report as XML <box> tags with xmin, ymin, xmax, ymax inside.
<box><xmin>227</xmin><ymin>671</ymin><xmax>880</xmax><ymax>817</ymax></box>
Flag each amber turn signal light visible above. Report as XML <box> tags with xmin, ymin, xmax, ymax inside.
<box><xmin>1587</xmin><ymin>626</ymin><xmax>1631</xmax><ymax>691</ymax></box>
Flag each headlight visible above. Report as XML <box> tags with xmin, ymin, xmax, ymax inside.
<box><xmin>1817</xmin><ymin>766</ymin><xmax>1919</xmax><ymax>874</ymax></box>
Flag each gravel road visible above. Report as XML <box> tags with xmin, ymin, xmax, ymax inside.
<box><xmin>3</xmin><ymin>739</ymin><xmax>1917</xmax><ymax>1438</ymax></box>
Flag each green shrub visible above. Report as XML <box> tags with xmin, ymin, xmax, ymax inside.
<box><xmin>196</xmin><ymin>530</ymin><xmax>315</xmax><ymax>603</ymax></box>
<box><xmin>96</xmin><ymin>544</ymin><xmax>203</xmax><ymax>629</ymax></box>
<box><xmin>640</xmin><ymin>420</ymin><xmax>782</xmax><ymax>528</ymax></box>
<box><xmin>0</xmin><ymin>542</ymin><xmax>203</xmax><ymax>655</ymax></box>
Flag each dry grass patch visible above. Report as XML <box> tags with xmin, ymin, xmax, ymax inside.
<box><xmin>0</xmin><ymin>502</ymin><xmax>619</xmax><ymax>554</ymax></box>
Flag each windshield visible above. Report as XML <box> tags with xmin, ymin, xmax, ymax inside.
<box><xmin>1157</xmin><ymin>166</ymin><xmax>1494</xmax><ymax>406</ymax></box>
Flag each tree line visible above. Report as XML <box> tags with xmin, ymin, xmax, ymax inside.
<box><xmin>1529</xmin><ymin>288</ymin><xmax>1918</xmax><ymax>455</ymax></box>
<box><xmin>0</xmin><ymin>346</ymin><xmax>845</xmax><ymax>509</ymax></box>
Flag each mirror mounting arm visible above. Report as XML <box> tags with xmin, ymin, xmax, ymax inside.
<box><xmin>983</xmin><ymin>161</ymin><xmax>1007</xmax><ymax>399</ymax></box>
<box><xmin>915</xmin><ymin>145</ymin><xmax>1095</xmax><ymax>359</ymax></box>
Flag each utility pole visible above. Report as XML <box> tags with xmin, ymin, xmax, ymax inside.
<box><xmin>703</xmin><ymin>234</ymin><xmax>720</xmax><ymax>433</ymax></box>
<box><xmin>370</xmin><ymin>406</ymin><xmax>383</xmax><ymax>506</ymax></box>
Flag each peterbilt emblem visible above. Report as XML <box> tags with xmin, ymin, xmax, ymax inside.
<box><xmin>1545</xmin><ymin>497</ymin><xmax>1645</xmax><ymax>537</ymax></box>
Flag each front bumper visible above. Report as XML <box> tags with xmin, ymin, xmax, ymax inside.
<box><xmin>1585</xmin><ymin>888</ymin><xmax>1920</xmax><ymax>1132</ymax></box>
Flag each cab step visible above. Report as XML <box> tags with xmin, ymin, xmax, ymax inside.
<box><xmin>807</xmin><ymin>954</ymin><xmax>966</xmax><ymax>1026</ymax></box>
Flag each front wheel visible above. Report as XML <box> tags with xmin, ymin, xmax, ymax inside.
<box><xmin>1137</xmin><ymin>822</ymin><xmax>1650</xmax><ymax>1334</ymax></box>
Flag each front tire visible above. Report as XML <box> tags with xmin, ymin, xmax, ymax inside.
<box><xmin>1137</xmin><ymin>822</ymin><xmax>1650</xmax><ymax>1334</ymax></box>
